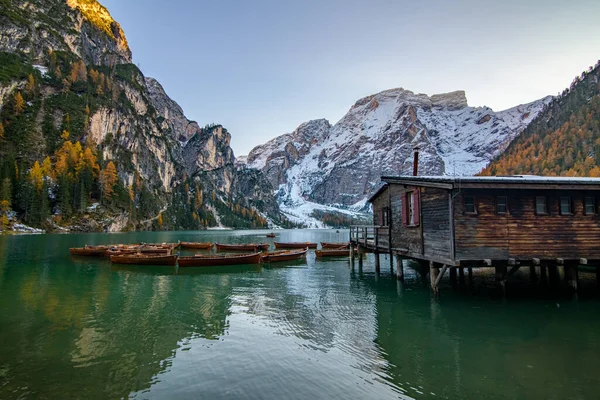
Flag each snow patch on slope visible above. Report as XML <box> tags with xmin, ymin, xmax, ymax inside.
<box><xmin>242</xmin><ymin>88</ymin><xmax>552</xmax><ymax>226</ymax></box>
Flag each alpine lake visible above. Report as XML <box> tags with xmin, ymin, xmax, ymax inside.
<box><xmin>1</xmin><ymin>229</ymin><xmax>600</xmax><ymax>399</ymax></box>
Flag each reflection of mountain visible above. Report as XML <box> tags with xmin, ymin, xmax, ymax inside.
<box><xmin>1</xmin><ymin>259</ymin><xmax>235</xmax><ymax>399</ymax></box>
<box><xmin>367</xmin><ymin>278</ymin><xmax>600</xmax><ymax>399</ymax></box>
<box><xmin>236</xmin><ymin>263</ymin><xmax>385</xmax><ymax>368</ymax></box>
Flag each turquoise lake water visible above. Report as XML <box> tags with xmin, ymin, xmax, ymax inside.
<box><xmin>1</xmin><ymin>229</ymin><xmax>599</xmax><ymax>399</ymax></box>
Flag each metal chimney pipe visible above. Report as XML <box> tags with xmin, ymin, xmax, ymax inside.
<box><xmin>413</xmin><ymin>146</ymin><xmax>420</xmax><ymax>176</ymax></box>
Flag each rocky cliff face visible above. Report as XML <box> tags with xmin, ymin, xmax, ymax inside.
<box><xmin>243</xmin><ymin>88</ymin><xmax>551</xmax><ymax>223</ymax></box>
<box><xmin>145</xmin><ymin>77</ymin><xmax>201</xmax><ymax>142</ymax></box>
<box><xmin>0</xmin><ymin>0</ymin><xmax>284</xmax><ymax>231</ymax></box>
<box><xmin>0</xmin><ymin>0</ymin><xmax>131</xmax><ymax>66</ymax></box>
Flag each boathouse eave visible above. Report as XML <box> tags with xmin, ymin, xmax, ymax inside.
<box><xmin>367</xmin><ymin>184</ymin><xmax>389</xmax><ymax>203</ymax></box>
<box><xmin>380</xmin><ymin>175</ymin><xmax>600</xmax><ymax>191</ymax></box>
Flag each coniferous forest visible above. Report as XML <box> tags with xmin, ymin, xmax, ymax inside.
<box><xmin>481</xmin><ymin>60</ymin><xmax>600</xmax><ymax>177</ymax></box>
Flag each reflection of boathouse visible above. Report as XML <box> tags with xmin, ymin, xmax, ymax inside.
<box><xmin>351</xmin><ymin>175</ymin><xmax>600</xmax><ymax>295</ymax></box>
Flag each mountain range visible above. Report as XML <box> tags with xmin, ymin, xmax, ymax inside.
<box><xmin>0</xmin><ymin>0</ymin><xmax>596</xmax><ymax>231</ymax></box>
<box><xmin>240</xmin><ymin>89</ymin><xmax>551</xmax><ymax>226</ymax></box>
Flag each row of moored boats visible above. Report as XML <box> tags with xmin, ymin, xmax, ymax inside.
<box><xmin>68</xmin><ymin>241</ymin><xmax>351</xmax><ymax>267</ymax></box>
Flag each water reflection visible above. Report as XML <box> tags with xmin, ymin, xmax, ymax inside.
<box><xmin>2</xmin><ymin>231</ymin><xmax>600</xmax><ymax>399</ymax></box>
<box><xmin>357</xmin><ymin>259</ymin><xmax>600</xmax><ymax>399</ymax></box>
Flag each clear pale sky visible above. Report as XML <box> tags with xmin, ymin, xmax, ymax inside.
<box><xmin>101</xmin><ymin>0</ymin><xmax>600</xmax><ymax>156</ymax></box>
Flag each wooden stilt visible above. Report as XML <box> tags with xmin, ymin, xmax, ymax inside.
<box><xmin>430</xmin><ymin>261</ymin><xmax>440</xmax><ymax>297</ymax></box>
<box><xmin>458</xmin><ymin>267</ymin><xmax>465</xmax><ymax>285</ymax></box>
<box><xmin>468</xmin><ymin>267</ymin><xmax>473</xmax><ymax>283</ymax></box>
<box><xmin>549</xmin><ymin>260</ymin><xmax>561</xmax><ymax>288</ymax></box>
<box><xmin>596</xmin><ymin>266</ymin><xmax>600</xmax><ymax>291</ymax></box>
<box><xmin>374</xmin><ymin>252</ymin><xmax>380</xmax><ymax>273</ymax></box>
<box><xmin>564</xmin><ymin>263</ymin><xmax>579</xmax><ymax>294</ymax></box>
<box><xmin>389</xmin><ymin>253</ymin><xmax>394</xmax><ymax>274</ymax></box>
<box><xmin>395</xmin><ymin>255</ymin><xmax>404</xmax><ymax>281</ymax></box>
<box><xmin>530</xmin><ymin>259</ymin><xmax>539</xmax><ymax>285</ymax></box>
<box><xmin>495</xmin><ymin>264</ymin><xmax>508</xmax><ymax>297</ymax></box>
<box><xmin>358</xmin><ymin>247</ymin><xmax>363</xmax><ymax>268</ymax></box>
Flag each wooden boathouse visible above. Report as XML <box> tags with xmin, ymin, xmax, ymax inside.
<box><xmin>350</xmin><ymin>175</ymin><xmax>600</xmax><ymax>295</ymax></box>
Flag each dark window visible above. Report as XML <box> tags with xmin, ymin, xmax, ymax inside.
<box><xmin>560</xmin><ymin>197</ymin><xmax>572</xmax><ymax>215</ymax></box>
<box><xmin>585</xmin><ymin>196</ymin><xmax>596</xmax><ymax>215</ymax></box>
<box><xmin>464</xmin><ymin>196</ymin><xmax>476</xmax><ymax>214</ymax></box>
<box><xmin>496</xmin><ymin>196</ymin><xmax>508</xmax><ymax>214</ymax></box>
<box><xmin>535</xmin><ymin>196</ymin><xmax>547</xmax><ymax>215</ymax></box>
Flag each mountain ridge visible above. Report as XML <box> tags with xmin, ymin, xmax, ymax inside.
<box><xmin>242</xmin><ymin>88</ymin><xmax>551</xmax><ymax>225</ymax></box>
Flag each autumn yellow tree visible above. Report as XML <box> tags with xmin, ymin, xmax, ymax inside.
<box><xmin>82</xmin><ymin>147</ymin><xmax>100</xmax><ymax>177</ymax></box>
<box><xmin>29</xmin><ymin>161</ymin><xmax>44</xmax><ymax>192</ymax></box>
<box><xmin>0</xmin><ymin>121</ymin><xmax>4</xmax><ymax>139</ymax></box>
<box><xmin>100</xmin><ymin>161</ymin><xmax>118</xmax><ymax>202</ymax></box>
<box><xmin>157</xmin><ymin>213</ymin><xmax>163</xmax><ymax>227</ymax></box>
<box><xmin>42</xmin><ymin>156</ymin><xmax>54</xmax><ymax>181</ymax></box>
<box><xmin>14</xmin><ymin>92</ymin><xmax>25</xmax><ymax>115</ymax></box>
<box><xmin>26</xmin><ymin>74</ymin><xmax>35</xmax><ymax>93</ymax></box>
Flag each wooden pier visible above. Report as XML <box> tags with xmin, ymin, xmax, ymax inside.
<box><xmin>351</xmin><ymin>175</ymin><xmax>600</xmax><ymax>297</ymax></box>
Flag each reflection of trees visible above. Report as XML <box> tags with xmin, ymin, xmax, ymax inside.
<box><xmin>364</xmin><ymin>277</ymin><xmax>600</xmax><ymax>399</ymax></box>
<box><xmin>1</xmin><ymin>260</ymin><xmax>235</xmax><ymax>399</ymax></box>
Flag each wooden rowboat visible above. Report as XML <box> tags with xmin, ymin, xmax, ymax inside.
<box><xmin>139</xmin><ymin>246</ymin><xmax>171</xmax><ymax>254</ymax></box>
<box><xmin>266</xmin><ymin>233</ymin><xmax>276</xmax><ymax>238</ymax></box>
<box><xmin>178</xmin><ymin>252</ymin><xmax>262</xmax><ymax>267</ymax></box>
<box><xmin>262</xmin><ymin>249</ymin><xmax>307</xmax><ymax>263</ymax></box>
<box><xmin>106</xmin><ymin>248</ymin><xmax>138</xmax><ymax>256</ymax></box>
<box><xmin>316</xmin><ymin>249</ymin><xmax>350</xmax><ymax>258</ymax></box>
<box><xmin>109</xmin><ymin>253</ymin><xmax>178</xmax><ymax>266</ymax></box>
<box><xmin>180</xmin><ymin>242</ymin><xmax>214</xmax><ymax>250</ymax></box>
<box><xmin>139</xmin><ymin>241</ymin><xmax>180</xmax><ymax>249</ymax></box>
<box><xmin>215</xmin><ymin>243</ymin><xmax>270</xmax><ymax>252</ymax></box>
<box><xmin>69</xmin><ymin>245</ymin><xmax>110</xmax><ymax>256</ymax></box>
<box><xmin>321</xmin><ymin>242</ymin><xmax>350</xmax><ymax>249</ymax></box>
<box><xmin>274</xmin><ymin>242</ymin><xmax>318</xmax><ymax>249</ymax></box>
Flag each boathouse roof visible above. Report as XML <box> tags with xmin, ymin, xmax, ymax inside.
<box><xmin>368</xmin><ymin>175</ymin><xmax>600</xmax><ymax>202</ymax></box>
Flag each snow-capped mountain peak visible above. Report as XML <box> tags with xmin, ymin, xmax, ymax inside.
<box><xmin>240</xmin><ymin>88</ymin><xmax>552</xmax><ymax>225</ymax></box>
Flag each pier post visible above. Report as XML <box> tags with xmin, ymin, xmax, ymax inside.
<box><xmin>375</xmin><ymin>252</ymin><xmax>380</xmax><ymax>273</ymax></box>
<box><xmin>358</xmin><ymin>247</ymin><xmax>364</xmax><ymax>268</ymax></box>
<box><xmin>495</xmin><ymin>264</ymin><xmax>507</xmax><ymax>297</ymax></box>
<box><xmin>530</xmin><ymin>259</ymin><xmax>539</xmax><ymax>285</ymax></box>
<box><xmin>458</xmin><ymin>267</ymin><xmax>465</xmax><ymax>285</ymax></box>
<box><xmin>389</xmin><ymin>253</ymin><xmax>394</xmax><ymax>274</ymax></box>
<box><xmin>430</xmin><ymin>262</ymin><xmax>448</xmax><ymax>297</ymax></box>
<box><xmin>549</xmin><ymin>260</ymin><xmax>561</xmax><ymax>289</ymax></box>
<box><xmin>596</xmin><ymin>266</ymin><xmax>600</xmax><ymax>291</ymax></box>
<box><xmin>430</xmin><ymin>261</ymin><xmax>440</xmax><ymax>297</ymax></box>
<box><xmin>395</xmin><ymin>255</ymin><xmax>404</xmax><ymax>281</ymax></box>
<box><xmin>468</xmin><ymin>267</ymin><xmax>473</xmax><ymax>284</ymax></box>
<box><xmin>564</xmin><ymin>263</ymin><xmax>579</xmax><ymax>294</ymax></box>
